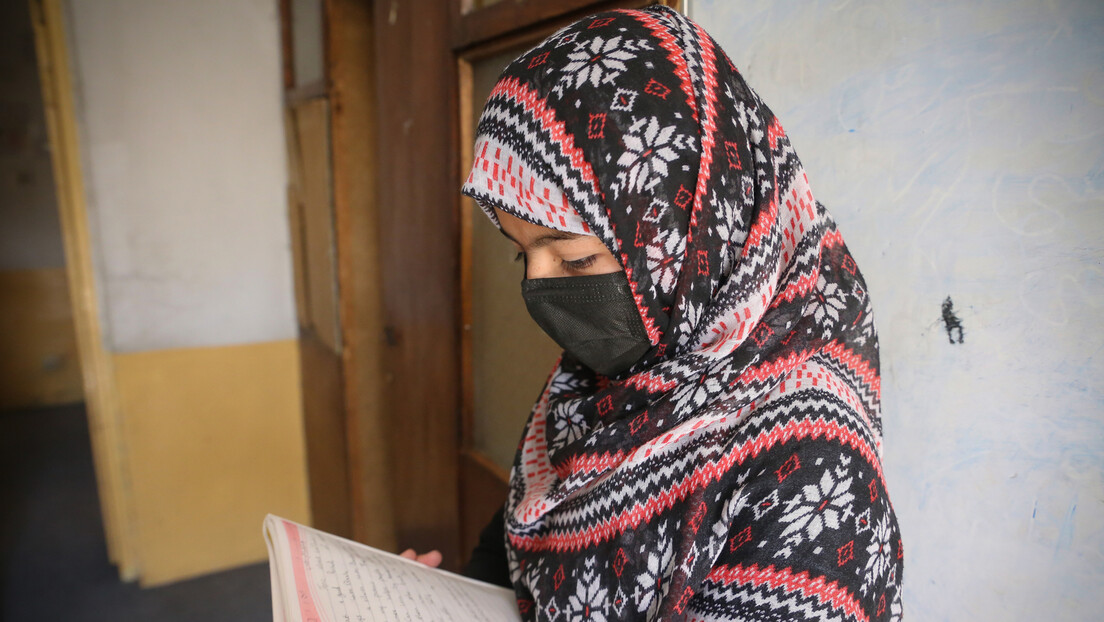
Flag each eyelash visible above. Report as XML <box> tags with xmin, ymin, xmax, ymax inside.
<box><xmin>565</xmin><ymin>255</ymin><xmax>597</xmax><ymax>270</ymax></box>
<box><xmin>513</xmin><ymin>253</ymin><xmax>597</xmax><ymax>271</ymax></box>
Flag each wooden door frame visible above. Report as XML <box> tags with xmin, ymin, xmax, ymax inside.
<box><xmin>374</xmin><ymin>0</ymin><xmax>464</xmax><ymax>568</ymax></box>
<box><xmin>278</xmin><ymin>0</ymin><xmax>396</xmax><ymax>548</ymax></box>
<box><xmin>28</xmin><ymin>0</ymin><xmax>139</xmax><ymax>580</ymax></box>
<box><xmin>377</xmin><ymin>0</ymin><xmax>681</xmax><ymax>570</ymax></box>
<box><xmin>323</xmin><ymin>0</ymin><xmax>395</xmax><ymax>550</ymax></box>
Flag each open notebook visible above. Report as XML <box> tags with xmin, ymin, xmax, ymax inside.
<box><xmin>264</xmin><ymin>515</ymin><xmax>520</xmax><ymax>622</ymax></box>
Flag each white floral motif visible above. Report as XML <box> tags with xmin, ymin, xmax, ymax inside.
<box><xmin>710</xmin><ymin>190</ymin><xmax>744</xmax><ymax>277</ymax></box>
<box><xmin>669</xmin><ymin>353</ymin><xmax>710</xmax><ymax>409</ymax></box>
<box><xmin>862</xmin><ymin>514</ymin><xmax>893</xmax><ymax>595</ymax></box>
<box><xmin>890</xmin><ymin>589</ymin><xmax>904</xmax><ymax>621</ymax></box>
<box><xmin>777</xmin><ymin>468</ymin><xmax>855</xmax><ymax>546</ymax></box>
<box><xmin>634</xmin><ymin>524</ymin><xmax>675</xmax><ymax>619</ymax></box>
<box><xmin>702</xmin><ymin>491</ymin><xmax>744</xmax><ymax>560</ymax></box>
<box><xmin>550</xmin><ymin>401</ymin><xmax>589</xmax><ymax>451</ymax></box>
<box><xmin>516</xmin><ymin>555</ymin><xmax>542</xmax><ymax>597</ymax></box>
<box><xmin>811</xmin><ymin>274</ymin><xmax>849</xmax><ymax>331</ymax></box>
<box><xmin>565</xmin><ymin>560</ymin><xmax>609</xmax><ymax>621</ymax></box>
<box><xmin>669</xmin><ymin>298</ymin><xmax>715</xmax><ymax>355</ymax></box>
<box><xmin>710</xmin><ymin>190</ymin><xmax>738</xmax><ymax>242</ymax></box>
<box><xmin>616</xmin><ymin>116</ymin><xmax>690</xmax><ymax>196</ymax></box>
<box><xmin>853</xmin><ymin>299</ymin><xmax>877</xmax><ymax>346</ymax></box>
<box><xmin>548</xmin><ymin>367</ymin><xmax>592</xmax><ymax>396</ymax></box>
<box><xmin>561</xmin><ymin>36</ymin><xmax>641</xmax><ymax>89</ymax></box>
<box><xmin>645</xmin><ymin>226</ymin><xmax>685</xmax><ymax>296</ymax></box>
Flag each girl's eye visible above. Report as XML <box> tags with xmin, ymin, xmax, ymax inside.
<box><xmin>564</xmin><ymin>255</ymin><xmax>597</xmax><ymax>271</ymax></box>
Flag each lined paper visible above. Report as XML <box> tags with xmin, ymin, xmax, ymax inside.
<box><xmin>267</xmin><ymin>516</ymin><xmax>519</xmax><ymax>622</ymax></box>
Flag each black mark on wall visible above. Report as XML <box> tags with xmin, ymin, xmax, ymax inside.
<box><xmin>941</xmin><ymin>296</ymin><xmax>964</xmax><ymax>344</ymax></box>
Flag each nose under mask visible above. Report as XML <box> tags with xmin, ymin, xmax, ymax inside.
<box><xmin>521</xmin><ymin>271</ymin><xmax>651</xmax><ymax>377</ymax></box>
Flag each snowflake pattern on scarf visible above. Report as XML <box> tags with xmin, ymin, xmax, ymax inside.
<box><xmin>616</xmin><ymin>116</ymin><xmax>694</xmax><ymax>196</ymax></box>
<box><xmin>462</xmin><ymin>6</ymin><xmax>903</xmax><ymax>621</ymax></box>
<box><xmin>778</xmin><ymin>461</ymin><xmax>857</xmax><ymax>547</ymax></box>
<box><xmin>560</xmin><ymin>35</ymin><xmax>648</xmax><ymax>90</ymax></box>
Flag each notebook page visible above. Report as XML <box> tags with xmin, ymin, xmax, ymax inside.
<box><xmin>263</xmin><ymin>518</ymin><xmax>297</xmax><ymax>622</ymax></box>
<box><xmin>271</xmin><ymin>516</ymin><xmax>520</xmax><ymax>622</ymax></box>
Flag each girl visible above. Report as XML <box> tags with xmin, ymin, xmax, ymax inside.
<box><xmin>409</xmin><ymin>5</ymin><xmax>904</xmax><ymax>620</ymax></box>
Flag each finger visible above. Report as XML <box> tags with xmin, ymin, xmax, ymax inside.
<box><xmin>416</xmin><ymin>550</ymin><xmax>443</xmax><ymax>568</ymax></box>
<box><xmin>399</xmin><ymin>548</ymin><xmax>417</xmax><ymax>560</ymax></box>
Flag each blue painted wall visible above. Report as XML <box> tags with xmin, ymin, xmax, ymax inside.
<box><xmin>693</xmin><ymin>1</ymin><xmax>1103</xmax><ymax>619</ymax></box>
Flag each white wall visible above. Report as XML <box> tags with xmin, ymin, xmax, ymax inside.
<box><xmin>66</xmin><ymin>0</ymin><xmax>296</xmax><ymax>352</ymax></box>
<box><xmin>694</xmin><ymin>1</ymin><xmax>1103</xmax><ymax>619</ymax></box>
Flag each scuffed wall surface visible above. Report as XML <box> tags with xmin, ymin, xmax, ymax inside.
<box><xmin>66</xmin><ymin>0</ymin><xmax>296</xmax><ymax>351</ymax></box>
<box><xmin>693</xmin><ymin>1</ymin><xmax>1103</xmax><ymax>619</ymax></box>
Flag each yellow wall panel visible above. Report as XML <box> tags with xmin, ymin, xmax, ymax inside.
<box><xmin>0</xmin><ymin>268</ymin><xmax>83</xmax><ymax>409</ymax></box>
<box><xmin>113</xmin><ymin>339</ymin><xmax>311</xmax><ymax>586</ymax></box>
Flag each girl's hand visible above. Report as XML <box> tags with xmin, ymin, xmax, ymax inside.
<box><xmin>399</xmin><ymin>548</ymin><xmax>443</xmax><ymax>568</ymax></box>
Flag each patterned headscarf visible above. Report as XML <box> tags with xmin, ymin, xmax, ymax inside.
<box><xmin>462</xmin><ymin>6</ymin><xmax>903</xmax><ymax>621</ymax></box>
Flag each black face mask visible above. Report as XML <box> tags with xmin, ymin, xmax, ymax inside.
<box><xmin>521</xmin><ymin>272</ymin><xmax>651</xmax><ymax>377</ymax></box>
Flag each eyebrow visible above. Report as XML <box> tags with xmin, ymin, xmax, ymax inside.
<box><xmin>499</xmin><ymin>228</ymin><xmax>583</xmax><ymax>249</ymax></box>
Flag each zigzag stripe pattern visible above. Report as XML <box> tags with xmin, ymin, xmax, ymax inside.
<box><xmin>694</xmin><ymin>563</ymin><xmax>868</xmax><ymax>622</ymax></box>
<box><xmin>511</xmin><ymin>390</ymin><xmax>885</xmax><ymax>551</ymax></box>
<box><xmin>459</xmin><ymin>5</ymin><xmax>902</xmax><ymax>621</ymax></box>
<box><xmin>817</xmin><ymin>341</ymin><xmax>883</xmax><ymax>429</ymax></box>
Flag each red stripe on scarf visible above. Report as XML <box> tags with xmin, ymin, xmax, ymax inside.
<box><xmin>689</xmin><ymin>22</ymin><xmax>721</xmax><ymax>237</ymax></box>
<box><xmin>509</xmin><ymin>415</ymin><xmax>885</xmax><ymax>552</ymax></box>
<box><xmin>704</xmin><ymin>563</ymin><xmax>869</xmax><ymax>622</ymax></box>
<box><xmin>820</xmin><ymin>340</ymin><xmax>882</xmax><ymax>403</ymax></box>
<box><xmin>623</xmin><ymin>9</ymin><xmax>699</xmax><ymax>124</ymax></box>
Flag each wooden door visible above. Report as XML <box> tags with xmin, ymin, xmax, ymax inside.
<box><xmin>375</xmin><ymin>0</ymin><xmax>681</xmax><ymax>571</ymax></box>
<box><xmin>283</xmin><ymin>0</ymin><xmax>354</xmax><ymax>540</ymax></box>
<box><xmin>280</xmin><ymin>0</ymin><xmax>394</xmax><ymax>549</ymax></box>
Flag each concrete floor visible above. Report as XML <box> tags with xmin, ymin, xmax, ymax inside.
<box><xmin>0</xmin><ymin>403</ymin><xmax>271</xmax><ymax>621</ymax></box>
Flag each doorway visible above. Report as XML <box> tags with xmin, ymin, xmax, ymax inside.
<box><xmin>373</xmin><ymin>0</ymin><xmax>683</xmax><ymax>570</ymax></box>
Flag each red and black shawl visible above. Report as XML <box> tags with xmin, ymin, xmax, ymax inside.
<box><xmin>461</xmin><ymin>6</ymin><xmax>903</xmax><ymax>621</ymax></box>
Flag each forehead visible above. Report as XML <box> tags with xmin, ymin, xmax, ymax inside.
<box><xmin>495</xmin><ymin>208</ymin><xmax>552</xmax><ymax>238</ymax></box>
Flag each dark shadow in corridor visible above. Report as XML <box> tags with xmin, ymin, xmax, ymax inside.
<box><xmin>1</xmin><ymin>404</ymin><xmax>271</xmax><ymax>621</ymax></box>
